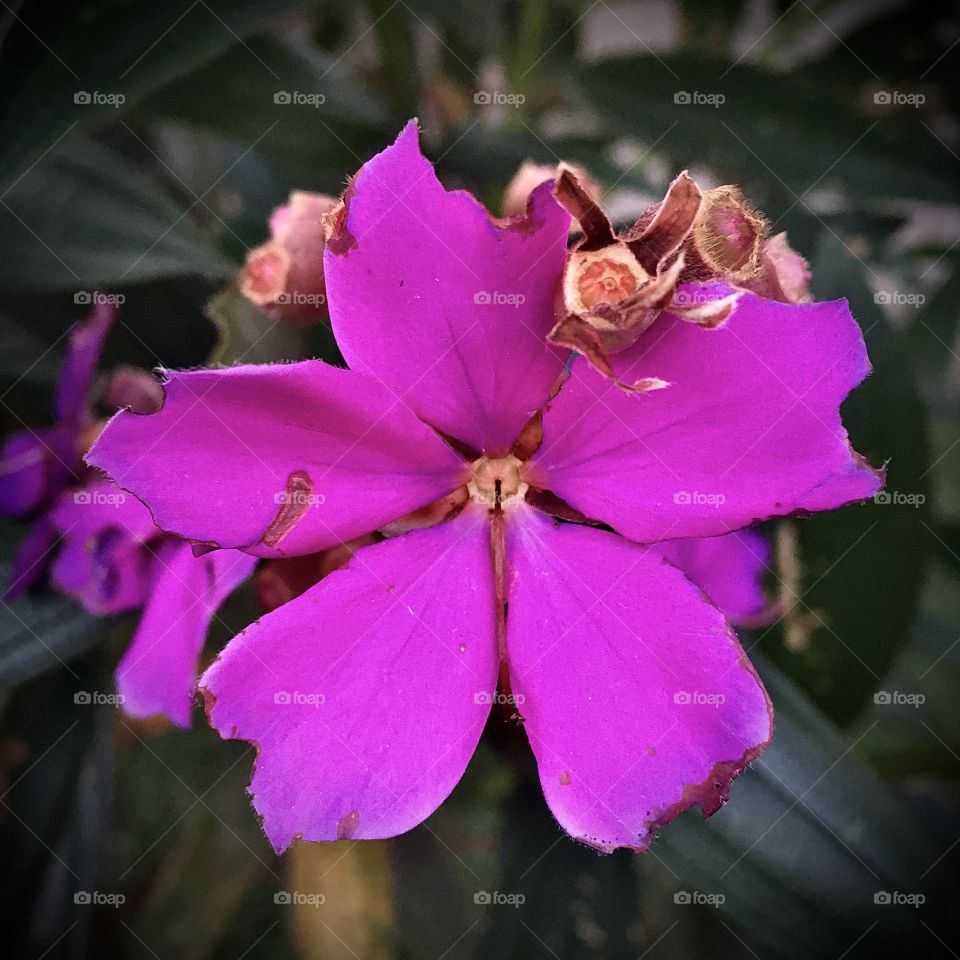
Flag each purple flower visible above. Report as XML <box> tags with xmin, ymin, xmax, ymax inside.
<box><xmin>1</xmin><ymin>302</ymin><xmax>116</xmax><ymax>597</ymax></box>
<box><xmin>87</xmin><ymin>122</ymin><xmax>882</xmax><ymax>853</ymax></box>
<box><xmin>48</xmin><ymin>478</ymin><xmax>254</xmax><ymax>727</ymax></box>
<box><xmin>0</xmin><ymin>304</ymin><xmax>255</xmax><ymax>726</ymax></box>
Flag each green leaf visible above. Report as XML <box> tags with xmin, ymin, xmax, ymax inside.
<box><xmin>652</xmin><ymin>657</ymin><xmax>950</xmax><ymax>959</ymax></box>
<box><xmin>0</xmin><ymin>0</ymin><xmax>309</xmax><ymax>188</ymax></box>
<box><xmin>0</xmin><ymin>576</ymin><xmax>104</xmax><ymax>689</ymax></box>
<box><xmin>759</xmin><ymin>229</ymin><xmax>932</xmax><ymax>725</ymax></box>
<box><xmin>138</xmin><ymin>35</ymin><xmax>392</xmax><ymax>184</ymax></box>
<box><xmin>576</xmin><ymin>54</ymin><xmax>960</xmax><ymax>206</ymax></box>
<box><xmin>0</xmin><ymin>138</ymin><xmax>234</xmax><ymax>290</ymax></box>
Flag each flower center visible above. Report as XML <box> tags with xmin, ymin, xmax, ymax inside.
<box><xmin>468</xmin><ymin>455</ymin><xmax>528</xmax><ymax>509</ymax></box>
<box><xmin>564</xmin><ymin>244</ymin><xmax>648</xmax><ymax>315</ymax></box>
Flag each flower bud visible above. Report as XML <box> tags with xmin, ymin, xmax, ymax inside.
<box><xmin>239</xmin><ymin>191</ymin><xmax>336</xmax><ymax>325</ymax></box>
<box><xmin>683</xmin><ymin>185</ymin><xmax>767</xmax><ymax>282</ymax></box>
<box><xmin>743</xmin><ymin>232</ymin><xmax>811</xmax><ymax>304</ymax></box>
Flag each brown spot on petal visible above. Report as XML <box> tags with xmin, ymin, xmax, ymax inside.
<box><xmin>336</xmin><ymin>810</ymin><xmax>360</xmax><ymax>840</ymax></box>
<box><xmin>559</xmin><ymin>771</ymin><xmax>571</xmax><ymax>785</ymax></box>
<box><xmin>261</xmin><ymin>471</ymin><xmax>315</xmax><ymax>548</ymax></box>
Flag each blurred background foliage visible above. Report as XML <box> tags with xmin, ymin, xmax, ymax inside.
<box><xmin>1</xmin><ymin>0</ymin><xmax>959</xmax><ymax>957</ymax></box>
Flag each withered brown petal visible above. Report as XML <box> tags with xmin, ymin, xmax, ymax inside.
<box><xmin>624</xmin><ymin>172</ymin><xmax>702</xmax><ymax>273</ymax></box>
<box><xmin>553</xmin><ymin>169</ymin><xmax>615</xmax><ymax>251</ymax></box>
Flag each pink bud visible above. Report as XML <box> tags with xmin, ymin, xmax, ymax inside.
<box><xmin>744</xmin><ymin>232</ymin><xmax>811</xmax><ymax>304</ymax></box>
<box><xmin>239</xmin><ymin>190</ymin><xmax>336</xmax><ymax>325</ymax></box>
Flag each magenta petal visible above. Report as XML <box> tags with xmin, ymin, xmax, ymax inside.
<box><xmin>657</xmin><ymin>530</ymin><xmax>770</xmax><ymax>625</ymax></box>
<box><xmin>4</xmin><ymin>515</ymin><xmax>60</xmax><ymax>600</ymax></box>
<box><xmin>48</xmin><ymin>480</ymin><xmax>157</xmax><ymax>615</ymax></box>
<box><xmin>534</xmin><ymin>290</ymin><xmax>882</xmax><ymax>541</ymax></box>
<box><xmin>55</xmin><ymin>302</ymin><xmax>116</xmax><ymax>425</ymax></box>
<box><xmin>200</xmin><ymin>507</ymin><xmax>496</xmax><ymax>852</ymax></box>
<box><xmin>324</xmin><ymin>121</ymin><xmax>571</xmax><ymax>455</ymax></box>
<box><xmin>0</xmin><ymin>430</ymin><xmax>55</xmax><ymax>517</ymax></box>
<box><xmin>116</xmin><ymin>540</ymin><xmax>256</xmax><ymax>728</ymax></box>
<box><xmin>87</xmin><ymin>361</ymin><xmax>467</xmax><ymax>557</ymax></box>
<box><xmin>506</xmin><ymin>510</ymin><xmax>772</xmax><ymax>852</ymax></box>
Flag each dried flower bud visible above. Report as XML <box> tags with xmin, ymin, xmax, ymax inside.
<box><xmin>743</xmin><ymin>232</ymin><xmax>811</xmax><ymax>304</ymax></box>
<box><xmin>683</xmin><ymin>185</ymin><xmax>767</xmax><ymax>282</ymax></box>
<box><xmin>239</xmin><ymin>190</ymin><xmax>336</xmax><ymax>325</ymax></box>
<box><xmin>502</xmin><ymin>161</ymin><xmax>599</xmax><ymax>219</ymax></box>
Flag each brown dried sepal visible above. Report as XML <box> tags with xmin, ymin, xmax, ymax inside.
<box><xmin>623</xmin><ymin>171</ymin><xmax>702</xmax><ymax>273</ymax></box>
<box><xmin>502</xmin><ymin>161</ymin><xmax>599</xmax><ymax>221</ymax></box>
<box><xmin>379</xmin><ymin>486</ymin><xmax>469</xmax><ymax>537</ymax></box>
<box><xmin>255</xmin><ymin>533</ymin><xmax>379</xmax><ymax>613</ymax></box>
<box><xmin>547</xmin><ymin>315</ymin><xmax>669</xmax><ymax>394</ymax></box>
